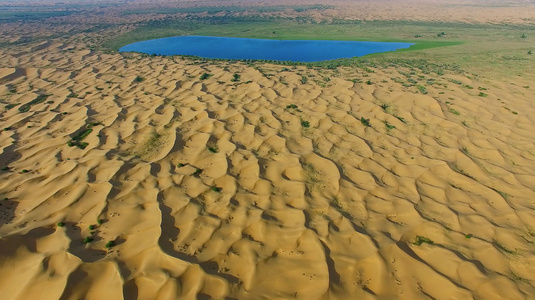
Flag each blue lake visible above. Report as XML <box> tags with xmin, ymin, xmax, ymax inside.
<box><xmin>119</xmin><ymin>36</ymin><xmax>414</xmax><ymax>62</ymax></box>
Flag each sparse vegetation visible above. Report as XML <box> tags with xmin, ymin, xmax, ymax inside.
<box><xmin>413</xmin><ymin>235</ymin><xmax>434</xmax><ymax>246</ymax></box>
<box><xmin>134</xmin><ymin>75</ymin><xmax>144</xmax><ymax>82</ymax></box>
<box><xmin>105</xmin><ymin>241</ymin><xmax>116</xmax><ymax>249</ymax></box>
<box><xmin>449</xmin><ymin>108</ymin><xmax>460</xmax><ymax>115</ymax></box>
<box><xmin>211</xmin><ymin>186</ymin><xmax>222</xmax><ymax>192</ymax></box>
<box><xmin>360</xmin><ymin>117</ymin><xmax>371</xmax><ymax>127</ymax></box>
<box><xmin>384</xmin><ymin>121</ymin><xmax>396</xmax><ymax>130</ymax></box>
<box><xmin>1</xmin><ymin>166</ymin><xmax>9</xmax><ymax>171</ymax></box>
<box><xmin>67</xmin><ymin>122</ymin><xmax>102</xmax><ymax>149</ymax></box>
<box><xmin>83</xmin><ymin>237</ymin><xmax>94</xmax><ymax>244</ymax></box>
<box><xmin>18</xmin><ymin>94</ymin><xmax>50</xmax><ymax>113</ymax></box>
<box><xmin>301</xmin><ymin>120</ymin><xmax>310</xmax><ymax>128</ymax></box>
<box><xmin>200</xmin><ymin>73</ymin><xmax>213</xmax><ymax>80</ymax></box>
<box><xmin>193</xmin><ymin>168</ymin><xmax>203</xmax><ymax>177</ymax></box>
<box><xmin>208</xmin><ymin>145</ymin><xmax>219</xmax><ymax>153</ymax></box>
<box><xmin>231</xmin><ymin>73</ymin><xmax>241</xmax><ymax>82</ymax></box>
<box><xmin>417</xmin><ymin>85</ymin><xmax>428</xmax><ymax>94</ymax></box>
<box><xmin>57</xmin><ymin>222</ymin><xmax>65</xmax><ymax>227</ymax></box>
<box><xmin>177</xmin><ymin>163</ymin><xmax>186</xmax><ymax>168</ymax></box>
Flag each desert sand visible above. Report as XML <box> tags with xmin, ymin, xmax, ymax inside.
<box><xmin>0</xmin><ymin>39</ymin><xmax>534</xmax><ymax>299</ymax></box>
<box><xmin>1</xmin><ymin>1</ymin><xmax>535</xmax><ymax>299</ymax></box>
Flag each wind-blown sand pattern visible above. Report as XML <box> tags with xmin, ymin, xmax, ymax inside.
<box><xmin>1</xmin><ymin>40</ymin><xmax>535</xmax><ymax>300</ymax></box>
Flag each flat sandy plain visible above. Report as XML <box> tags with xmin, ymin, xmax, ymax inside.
<box><xmin>1</xmin><ymin>1</ymin><xmax>535</xmax><ymax>299</ymax></box>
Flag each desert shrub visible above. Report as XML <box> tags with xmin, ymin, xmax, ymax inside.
<box><xmin>413</xmin><ymin>235</ymin><xmax>434</xmax><ymax>246</ymax></box>
<box><xmin>200</xmin><ymin>73</ymin><xmax>213</xmax><ymax>80</ymax></box>
<box><xmin>231</xmin><ymin>73</ymin><xmax>241</xmax><ymax>82</ymax></box>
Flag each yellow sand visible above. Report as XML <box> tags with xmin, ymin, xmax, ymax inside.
<box><xmin>1</xmin><ymin>40</ymin><xmax>535</xmax><ymax>299</ymax></box>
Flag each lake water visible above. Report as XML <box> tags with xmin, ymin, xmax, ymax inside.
<box><xmin>119</xmin><ymin>36</ymin><xmax>414</xmax><ymax>62</ymax></box>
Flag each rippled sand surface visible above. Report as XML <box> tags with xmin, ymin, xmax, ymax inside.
<box><xmin>1</xmin><ymin>40</ymin><xmax>535</xmax><ymax>300</ymax></box>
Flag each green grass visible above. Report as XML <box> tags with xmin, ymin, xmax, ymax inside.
<box><xmin>104</xmin><ymin>15</ymin><xmax>535</xmax><ymax>79</ymax></box>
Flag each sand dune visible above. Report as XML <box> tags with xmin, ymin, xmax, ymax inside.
<box><xmin>1</xmin><ymin>39</ymin><xmax>535</xmax><ymax>300</ymax></box>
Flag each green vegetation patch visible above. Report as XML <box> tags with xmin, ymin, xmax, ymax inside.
<box><xmin>18</xmin><ymin>94</ymin><xmax>50</xmax><ymax>113</ymax></box>
<box><xmin>67</xmin><ymin>122</ymin><xmax>102</xmax><ymax>149</ymax></box>
<box><xmin>413</xmin><ymin>235</ymin><xmax>434</xmax><ymax>246</ymax></box>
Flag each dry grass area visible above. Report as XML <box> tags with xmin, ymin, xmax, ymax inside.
<box><xmin>1</xmin><ymin>1</ymin><xmax>535</xmax><ymax>300</ymax></box>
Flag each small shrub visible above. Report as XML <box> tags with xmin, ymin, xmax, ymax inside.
<box><xmin>301</xmin><ymin>120</ymin><xmax>310</xmax><ymax>128</ymax></box>
<box><xmin>97</xmin><ymin>219</ymin><xmax>104</xmax><ymax>225</ymax></box>
<box><xmin>231</xmin><ymin>73</ymin><xmax>241</xmax><ymax>82</ymax></box>
<box><xmin>83</xmin><ymin>237</ymin><xmax>94</xmax><ymax>244</ymax></box>
<box><xmin>200</xmin><ymin>73</ymin><xmax>213</xmax><ymax>80</ymax></box>
<box><xmin>177</xmin><ymin>163</ymin><xmax>186</xmax><ymax>168</ymax></box>
<box><xmin>366</xmin><ymin>80</ymin><xmax>372</xmax><ymax>85</ymax></box>
<box><xmin>1</xmin><ymin>166</ymin><xmax>9</xmax><ymax>171</ymax></box>
<box><xmin>300</xmin><ymin>76</ymin><xmax>308</xmax><ymax>84</ymax></box>
<box><xmin>512</xmin><ymin>111</ymin><xmax>518</xmax><ymax>115</ymax></box>
<box><xmin>2</xmin><ymin>197</ymin><xmax>7</xmax><ymax>201</ymax></box>
<box><xmin>21</xmin><ymin>169</ymin><xmax>29</xmax><ymax>173</ymax></box>
<box><xmin>286</xmin><ymin>104</ymin><xmax>298</xmax><ymax>109</ymax></box>
<box><xmin>478</xmin><ymin>92</ymin><xmax>488</xmax><ymax>97</ymax></box>
<box><xmin>395</xmin><ymin>116</ymin><xmax>406</xmax><ymax>123</ymax></box>
<box><xmin>360</xmin><ymin>117</ymin><xmax>371</xmax><ymax>127</ymax></box>
<box><xmin>384</xmin><ymin>121</ymin><xmax>396</xmax><ymax>130</ymax></box>
<box><xmin>417</xmin><ymin>85</ymin><xmax>428</xmax><ymax>94</ymax></box>
<box><xmin>57</xmin><ymin>222</ymin><xmax>65</xmax><ymax>227</ymax></box>
<box><xmin>465</xmin><ymin>234</ymin><xmax>473</xmax><ymax>239</ymax></box>
<box><xmin>134</xmin><ymin>76</ymin><xmax>144</xmax><ymax>82</ymax></box>
<box><xmin>89</xmin><ymin>225</ymin><xmax>95</xmax><ymax>230</ymax></box>
<box><xmin>380</xmin><ymin>104</ymin><xmax>390</xmax><ymax>111</ymax></box>
<box><xmin>529</xmin><ymin>50</ymin><xmax>533</xmax><ymax>55</ymax></box>
<box><xmin>413</xmin><ymin>235</ymin><xmax>434</xmax><ymax>246</ymax></box>
<box><xmin>192</xmin><ymin>168</ymin><xmax>203</xmax><ymax>177</ymax></box>
<box><xmin>449</xmin><ymin>108</ymin><xmax>460</xmax><ymax>115</ymax></box>
<box><xmin>521</xmin><ymin>33</ymin><xmax>527</xmax><ymax>38</ymax></box>
<box><xmin>208</xmin><ymin>145</ymin><xmax>219</xmax><ymax>153</ymax></box>
<box><xmin>105</xmin><ymin>241</ymin><xmax>116</xmax><ymax>249</ymax></box>
<box><xmin>211</xmin><ymin>186</ymin><xmax>222</xmax><ymax>192</ymax></box>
